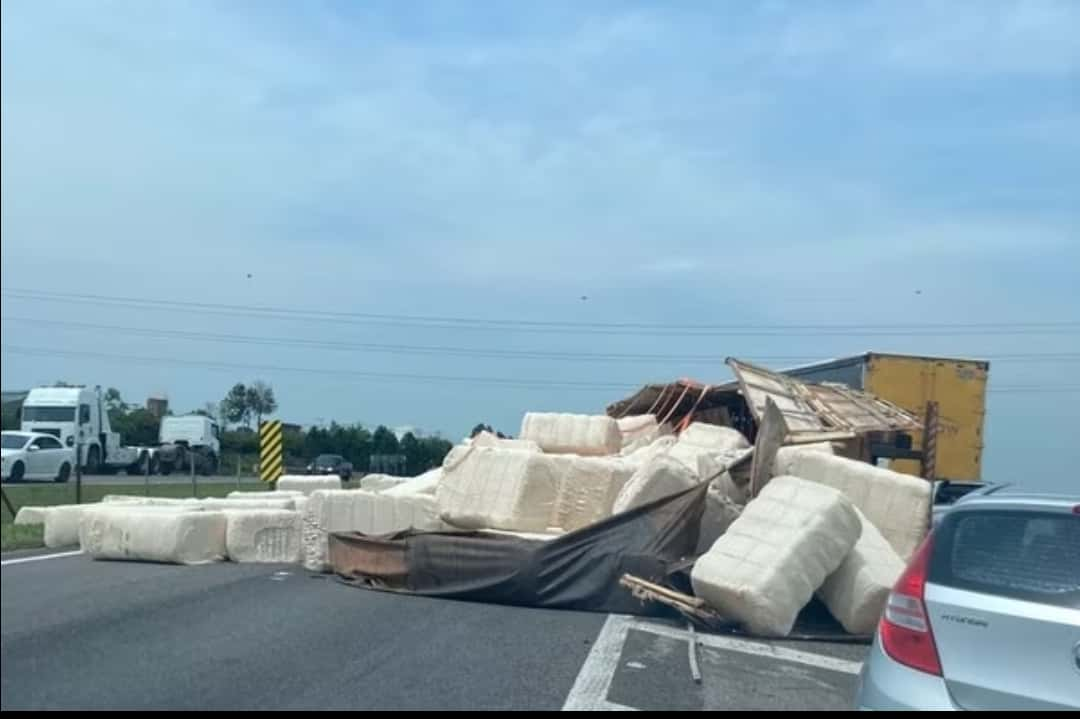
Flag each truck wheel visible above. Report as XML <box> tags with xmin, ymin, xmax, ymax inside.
<box><xmin>55</xmin><ymin>463</ymin><xmax>71</xmax><ymax>483</ymax></box>
<box><xmin>159</xmin><ymin>462</ymin><xmax>174</xmax><ymax>476</ymax></box>
<box><xmin>200</xmin><ymin>454</ymin><xmax>218</xmax><ymax>477</ymax></box>
<box><xmin>8</xmin><ymin>461</ymin><xmax>25</xmax><ymax>483</ymax></box>
<box><xmin>85</xmin><ymin>446</ymin><xmax>101</xmax><ymax>475</ymax></box>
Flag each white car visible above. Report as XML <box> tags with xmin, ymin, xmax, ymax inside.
<box><xmin>1</xmin><ymin>431</ymin><xmax>76</xmax><ymax>483</ymax></box>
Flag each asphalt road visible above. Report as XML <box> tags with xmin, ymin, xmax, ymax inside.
<box><xmin>1</xmin><ymin>551</ymin><xmax>868</xmax><ymax>710</ymax></box>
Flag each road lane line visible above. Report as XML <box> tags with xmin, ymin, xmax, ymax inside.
<box><xmin>562</xmin><ymin>614</ymin><xmax>637</xmax><ymax>711</ymax></box>
<box><xmin>628</xmin><ymin>619</ymin><xmax>862</xmax><ymax>675</ymax></box>
<box><xmin>1</xmin><ymin>550</ymin><xmax>83</xmax><ymax>566</ymax></box>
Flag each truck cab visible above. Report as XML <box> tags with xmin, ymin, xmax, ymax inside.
<box><xmin>156</xmin><ymin>415</ymin><xmax>221</xmax><ymax>476</ymax></box>
<box><xmin>20</xmin><ymin>384</ymin><xmax>153</xmax><ymax>474</ymax></box>
<box><xmin>21</xmin><ymin>386</ymin><xmax>105</xmax><ymax>471</ymax></box>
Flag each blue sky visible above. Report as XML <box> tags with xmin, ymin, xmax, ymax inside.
<box><xmin>1</xmin><ymin>1</ymin><xmax>1077</xmax><ymax>489</ymax></box>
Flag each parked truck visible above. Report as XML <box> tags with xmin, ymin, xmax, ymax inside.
<box><xmin>783</xmin><ymin>351</ymin><xmax>989</xmax><ymax>482</ymax></box>
<box><xmin>155</xmin><ymin>415</ymin><xmax>221</xmax><ymax>476</ymax></box>
<box><xmin>19</xmin><ymin>385</ymin><xmax>157</xmax><ymax>474</ymax></box>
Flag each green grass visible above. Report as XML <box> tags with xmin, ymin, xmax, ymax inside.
<box><xmin>0</xmin><ymin>482</ymin><xmax>274</xmax><ymax>551</ymax></box>
<box><xmin>1</xmin><ymin>523</ymin><xmax>45</xmax><ymax>551</ymax></box>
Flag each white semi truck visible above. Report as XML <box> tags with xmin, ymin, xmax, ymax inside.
<box><xmin>155</xmin><ymin>415</ymin><xmax>221</xmax><ymax>476</ymax></box>
<box><xmin>20</xmin><ymin>385</ymin><xmax>157</xmax><ymax>474</ymax></box>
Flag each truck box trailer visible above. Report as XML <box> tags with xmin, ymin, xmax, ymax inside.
<box><xmin>782</xmin><ymin>352</ymin><xmax>988</xmax><ymax>482</ymax></box>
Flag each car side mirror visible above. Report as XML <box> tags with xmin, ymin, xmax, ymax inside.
<box><xmin>26</xmin><ymin>445</ymin><xmax>39</xmax><ymax>452</ymax></box>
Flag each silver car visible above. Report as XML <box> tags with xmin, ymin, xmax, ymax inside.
<box><xmin>856</xmin><ymin>488</ymin><xmax>1080</xmax><ymax>710</ymax></box>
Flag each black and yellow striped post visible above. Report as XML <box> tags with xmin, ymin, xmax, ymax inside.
<box><xmin>259</xmin><ymin>420</ymin><xmax>284</xmax><ymax>484</ymax></box>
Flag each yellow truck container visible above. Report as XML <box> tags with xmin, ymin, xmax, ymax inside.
<box><xmin>784</xmin><ymin>352</ymin><xmax>988</xmax><ymax>482</ymax></box>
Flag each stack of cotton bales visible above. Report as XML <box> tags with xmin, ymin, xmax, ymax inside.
<box><xmin>276</xmin><ymin>475</ymin><xmax>342</xmax><ymax>495</ymax></box>
<box><xmin>688</xmin><ymin>447</ymin><xmax>921</xmax><ymax>637</ymax></box>
<box><xmin>302</xmin><ymin>489</ymin><xmax>447</xmax><ymax>572</ymax></box>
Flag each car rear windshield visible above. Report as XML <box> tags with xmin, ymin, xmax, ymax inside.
<box><xmin>316</xmin><ymin>455</ymin><xmax>342</xmax><ymax>464</ymax></box>
<box><xmin>931</xmin><ymin>509</ymin><xmax>1080</xmax><ymax>608</ymax></box>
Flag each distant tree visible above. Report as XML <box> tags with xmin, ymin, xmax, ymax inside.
<box><xmin>1</xmin><ymin>400</ymin><xmax>22</xmax><ymax>430</ymax></box>
<box><xmin>221</xmin><ymin>383</ymin><xmax>250</xmax><ymax>427</ymax></box>
<box><xmin>371</xmin><ymin>425</ymin><xmax>400</xmax><ymax>455</ymax></box>
<box><xmin>470</xmin><ymin>423</ymin><xmax>494</xmax><ymax>438</ymax></box>
<box><xmin>104</xmin><ymin>387</ymin><xmax>127</xmax><ymax>412</ymax></box>
<box><xmin>246</xmin><ymin>381</ymin><xmax>277</xmax><ymax>429</ymax></box>
<box><xmin>110</xmin><ymin>408</ymin><xmax>161</xmax><ymax>446</ymax></box>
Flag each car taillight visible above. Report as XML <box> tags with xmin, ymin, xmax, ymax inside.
<box><xmin>879</xmin><ymin>534</ymin><xmax>943</xmax><ymax>676</ymax></box>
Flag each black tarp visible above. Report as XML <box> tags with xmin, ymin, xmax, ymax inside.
<box><xmin>328</xmin><ymin>483</ymin><xmax>708</xmax><ymax>615</ymax></box>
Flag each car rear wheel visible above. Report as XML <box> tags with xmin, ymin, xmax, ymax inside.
<box><xmin>9</xmin><ymin>461</ymin><xmax>25</xmax><ymax>483</ymax></box>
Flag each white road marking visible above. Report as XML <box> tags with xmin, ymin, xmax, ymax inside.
<box><xmin>627</xmin><ymin>619</ymin><xmax>863</xmax><ymax>675</ymax></box>
<box><xmin>563</xmin><ymin>615</ymin><xmax>865</xmax><ymax>711</ymax></box>
<box><xmin>1</xmin><ymin>550</ymin><xmax>83</xmax><ymax>566</ymax></box>
<box><xmin>562</xmin><ymin>614</ymin><xmax>638</xmax><ymax>711</ymax></box>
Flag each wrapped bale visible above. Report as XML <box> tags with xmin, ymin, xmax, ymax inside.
<box><xmin>471</xmin><ymin>431</ymin><xmax>541</xmax><ymax>452</ymax></box>
<box><xmin>613</xmin><ymin>453</ymin><xmax>700</xmax><ymax>514</ymax></box>
<box><xmin>779</xmin><ymin>450</ymin><xmax>930</xmax><ymax>560</ymax></box>
<box><xmin>276</xmin><ymin>475</ymin><xmax>343</xmax><ymax>495</ymax></box>
<box><xmin>669</xmin><ymin>423</ymin><xmax>750</xmax><ymax>472</ymax></box>
<box><xmin>101</xmin><ymin>495</ymin><xmax>195</xmax><ymax>505</ymax></box>
<box><xmin>383</xmin><ymin>468</ymin><xmax>442</xmax><ymax>497</ymax></box>
<box><xmin>44</xmin><ymin>505</ymin><xmax>92</xmax><ymax>548</ymax></box>
<box><xmin>617</xmin><ymin>414</ymin><xmax>661</xmax><ymax>452</ymax></box>
<box><xmin>303</xmin><ymin>490</ymin><xmax>445</xmax><ymax>572</ymax></box>
<box><xmin>690</xmin><ymin>476</ymin><xmax>861</xmax><ymax>636</ymax></box>
<box><xmin>773</xmin><ymin>443</ymin><xmax>835</xmax><ymax>476</ymax></box>
<box><xmin>520</xmin><ymin>412</ymin><xmax>621</xmax><ymax>456</ymax></box>
<box><xmin>695</xmin><ymin>488</ymin><xmax>744</xmax><ymax>555</ymax></box>
<box><xmin>818</xmin><ymin>508</ymin><xmax>905</xmax><ymax>634</ymax></box>
<box><xmin>436</xmin><ymin>446</ymin><xmax>561</xmax><ymax>531</ymax></box>
<box><xmin>697</xmin><ymin>448</ymin><xmax>754</xmax><ymax>505</ymax></box>
<box><xmin>359</xmin><ymin>474</ymin><xmax>408</xmax><ymax>493</ymax></box>
<box><xmin>79</xmin><ymin>507</ymin><xmax>227</xmax><ymax>564</ymax></box>
<box><xmin>550</xmin><ymin>455</ymin><xmax>635</xmax><ymax>531</ymax></box>
<box><xmin>14</xmin><ymin>506</ymin><xmax>48</xmax><ymax>525</ymax></box>
<box><xmin>224</xmin><ymin>509</ymin><xmax>302</xmax><ymax>563</ymax></box>
<box><xmin>201</xmin><ymin>497</ymin><xmax>296</xmax><ymax>511</ymax></box>
<box><xmin>230</xmin><ymin>490</ymin><xmax>304</xmax><ymax>499</ymax></box>
<box><xmin>620</xmin><ymin>435</ymin><xmax>677</xmax><ymax>466</ymax></box>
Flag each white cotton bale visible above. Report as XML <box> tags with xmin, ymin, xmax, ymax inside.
<box><xmin>43</xmin><ymin>505</ymin><xmax>92</xmax><ymax>548</ymax></box>
<box><xmin>276</xmin><ymin>475</ymin><xmax>343</xmax><ymax>495</ymax></box>
<box><xmin>695</xmin><ymin>488</ymin><xmax>744</xmax><ymax>556</ymax></box>
<box><xmin>519</xmin><ymin>412</ymin><xmax>621</xmax><ymax>456</ymax></box>
<box><xmin>620</xmin><ymin>435</ymin><xmax>677</xmax><ymax>465</ymax></box>
<box><xmin>231</xmin><ymin>490</ymin><xmax>304</xmax><ymax>500</ymax></box>
<box><xmin>302</xmin><ymin>490</ymin><xmax>445</xmax><ymax>572</ymax></box>
<box><xmin>617</xmin><ymin>414</ymin><xmax>660</xmax><ymax>451</ymax></box>
<box><xmin>690</xmin><ymin>476</ymin><xmax>861</xmax><ymax>637</ymax></box>
<box><xmin>13</xmin><ymin>506</ymin><xmax>48</xmax><ymax>525</ymax></box>
<box><xmin>224</xmin><ymin>509</ymin><xmax>302</xmax><ymax>563</ymax></box>
<box><xmin>359</xmin><ymin>474</ymin><xmax>409</xmax><ymax>493</ymax></box>
<box><xmin>779</xmin><ymin>450</ymin><xmax>930</xmax><ymax>560</ymax></box>
<box><xmin>613</xmin><ymin>453</ymin><xmax>700</xmax><ymax>514</ymax></box>
<box><xmin>773</xmin><ymin>443</ymin><xmax>835</xmax><ymax>476</ymax></box>
<box><xmin>101</xmin><ymin>495</ymin><xmax>194</xmax><ymax>505</ymax></box>
<box><xmin>200</xmin><ymin>497</ymin><xmax>296</xmax><ymax>511</ymax></box>
<box><xmin>550</xmin><ymin>455</ymin><xmax>635</xmax><ymax>531</ymax></box>
<box><xmin>79</xmin><ymin>507</ymin><xmax>228</xmax><ymax>564</ymax></box>
<box><xmin>383</xmin><ymin>468</ymin><xmax>442</xmax><ymax>497</ymax></box>
<box><xmin>818</xmin><ymin>508</ymin><xmax>906</xmax><ymax>634</ymax></box>
<box><xmin>471</xmin><ymin>431</ymin><xmax>541</xmax><ymax>452</ymax></box>
<box><xmin>436</xmin><ymin>446</ymin><xmax>561</xmax><ymax>531</ymax></box>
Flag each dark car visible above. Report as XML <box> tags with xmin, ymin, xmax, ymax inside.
<box><xmin>307</xmin><ymin>453</ymin><xmax>352</xmax><ymax>480</ymax></box>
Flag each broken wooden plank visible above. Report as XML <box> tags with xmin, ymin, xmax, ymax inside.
<box><xmin>749</xmin><ymin>396</ymin><xmax>788</xmax><ymax>498</ymax></box>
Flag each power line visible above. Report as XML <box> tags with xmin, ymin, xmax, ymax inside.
<box><xmin>5</xmin><ymin>315</ymin><xmax>1078</xmax><ymax>365</ymax></box>
<box><xmin>3</xmin><ymin>288</ymin><xmax>1078</xmax><ymax>337</ymax></box>
<box><xmin>3</xmin><ymin>344</ymin><xmax>1077</xmax><ymax>395</ymax></box>
<box><xmin>0</xmin><ymin>344</ymin><xmax>637</xmax><ymax>392</ymax></box>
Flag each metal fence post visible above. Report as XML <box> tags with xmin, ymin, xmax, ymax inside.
<box><xmin>145</xmin><ymin>453</ymin><xmax>151</xmax><ymax>497</ymax></box>
<box><xmin>75</xmin><ymin>443</ymin><xmax>83</xmax><ymax>505</ymax></box>
<box><xmin>190</xmin><ymin>451</ymin><xmax>197</xmax><ymax>498</ymax></box>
